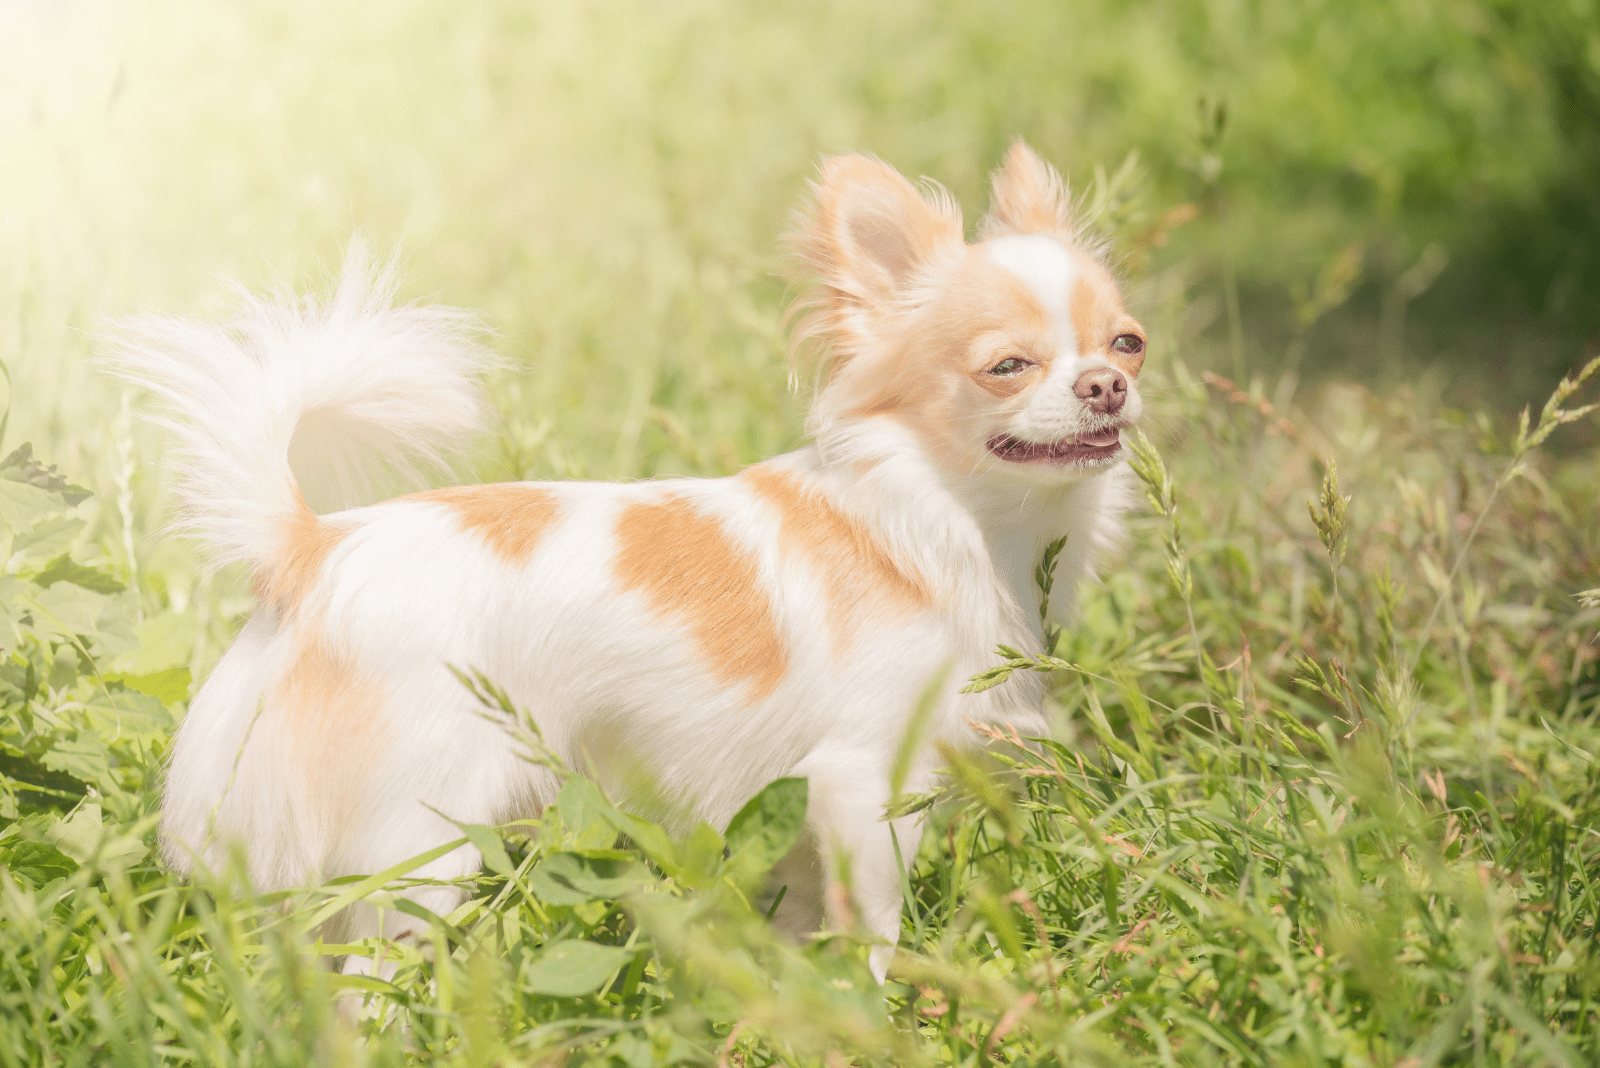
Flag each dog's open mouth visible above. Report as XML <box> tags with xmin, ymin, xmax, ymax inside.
<box><xmin>986</xmin><ymin>427</ymin><xmax>1123</xmax><ymax>465</ymax></box>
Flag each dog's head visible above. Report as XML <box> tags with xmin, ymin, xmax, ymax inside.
<box><xmin>790</xmin><ymin>140</ymin><xmax>1145</xmax><ymax>485</ymax></box>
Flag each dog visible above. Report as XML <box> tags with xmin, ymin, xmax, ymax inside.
<box><xmin>111</xmin><ymin>141</ymin><xmax>1144</xmax><ymax>982</ymax></box>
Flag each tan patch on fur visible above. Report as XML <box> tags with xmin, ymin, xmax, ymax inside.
<box><xmin>840</xmin><ymin>252</ymin><xmax>1057</xmax><ymax>419</ymax></box>
<box><xmin>966</xmin><ymin>322</ymin><xmax>1049</xmax><ymax>399</ymax></box>
<box><xmin>256</xmin><ymin>492</ymin><xmax>347</xmax><ymax>616</ymax></box>
<box><xmin>276</xmin><ymin>628</ymin><xmax>387</xmax><ymax>849</ymax></box>
<box><xmin>1070</xmin><ymin>259</ymin><xmax>1145</xmax><ymax>376</ymax></box>
<box><xmin>406</xmin><ymin>484</ymin><xmax>562</xmax><ymax>563</ymax></box>
<box><xmin>742</xmin><ymin>464</ymin><xmax>930</xmax><ymax>651</ymax></box>
<box><xmin>613</xmin><ymin>495</ymin><xmax>787</xmax><ymax>700</ymax></box>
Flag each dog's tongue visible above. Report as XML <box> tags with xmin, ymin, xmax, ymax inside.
<box><xmin>1078</xmin><ymin>427</ymin><xmax>1120</xmax><ymax>448</ymax></box>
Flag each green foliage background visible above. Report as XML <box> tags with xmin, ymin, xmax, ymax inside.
<box><xmin>1</xmin><ymin>1</ymin><xmax>1598</xmax><ymax>1065</ymax></box>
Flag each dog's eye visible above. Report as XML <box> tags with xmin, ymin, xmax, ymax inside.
<box><xmin>1111</xmin><ymin>334</ymin><xmax>1145</xmax><ymax>356</ymax></box>
<box><xmin>988</xmin><ymin>357</ymin><xmax>1029</xmax><ymax>376</ymax></box>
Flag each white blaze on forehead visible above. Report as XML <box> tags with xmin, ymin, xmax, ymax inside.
<box><xmin>985</xmin><ymin>234</ymin><xmax>1079</xmax><ymax>350</ymax></box>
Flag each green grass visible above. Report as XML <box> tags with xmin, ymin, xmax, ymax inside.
<box><xmin>3</xmin><ymin>1</ymin><xmax>1600</xmax><ymax>1064</ymax></box>
<box><xmin>3</xmin><ymin>356</ymin><xmax>1596</xmax><ymax>1065</ymax></box>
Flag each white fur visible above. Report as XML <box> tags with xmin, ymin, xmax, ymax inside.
<box><xmin>986</xmin><ymin>233</ymin><xmax>1077</xmax><ymax>348</ymax></box>
<box><xmin>120</xmin><ymin>159</ymin><xmax>1141</xmax><ymax>984</ymax></box>
<box><xmin>104</xmin><ymin>243</ymin><xmax>498</xmax><ymax>560</ymax></box>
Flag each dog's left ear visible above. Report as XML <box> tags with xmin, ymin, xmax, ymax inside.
<box><xmin>786</xmin><ymin>154</ymin><xmax>964</xmax><ymax>383</ymax></box>
<box><xmin>793</xmin><ymin>154</ymin><xmax>963</xmax><ymax>308</ymax></box>
<box><xmin>980</xmin><ymin>140</ymin><xmax>1071</xmax><ymax>239</ymax></box>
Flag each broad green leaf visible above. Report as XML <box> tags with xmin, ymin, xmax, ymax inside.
<box><xmin>575</xmin><ymin>782</ymin><xmax>683</xmax><ymax>877</ymax></box>
<box><xmin>454</xmin><ymin>821</ymin><xmax>515</xmax><ymax>877</ymax></box>
<box><xmin>0</xmin><ymin>575</ymin><xmax>31</xmax><ymax>638</ymax></box>
<box><xmin>527</xmin><ymin>851</ymin><xmax>647</xmax><ymax>905</ymax></box>
<box><xmin>556</xmin><ymin>774</ymin><xmax>620</xmax><ymax>850</ymax></box>
<box><xmin>0</xmin><ymin>443</ymin><xmax>91</xmax><ymax>505</ymax></box>
<box><xmin>0</xmin><ymin>480</ymin><xmax>69</xmax><ymax>532</ymax></box>
<box><xmin>40</xmin><ymin>734</ymin><xmax>113</xmax><ymax>790</ymax></box>
<box><xmin>0</xmin><ymin>748</ymin><xmax>87</xmax><ymax>804</ymax></box>
<box><xmin>0</xmin><ymin>836</ymin><xmax>78</xmax><ymax>886</ymax></box>
<box><xmin>26</xmin><ymin>583</ymin><xmax>117</xmax><ymax>640</ymax></box>
<box><xmin>680</xmin><ymin>820</ymin><xmax>725</xmax><ymax>887</ymax></box>
<box><xmin>110</xmin><ymin>610</ymin><xmax>198</xmax><ymax>674</ymax></box>
<box><xmin>13</xmin><ymin>519</ymin><xmax>86</xmax><ymax>568</ymax></box>
<box><xmin>44</xmin><ymin>802</ymin><xmax>148</xmax><ymax>871</ymax></box>
<box><xmin>84</xmin><ymin>690</ymin><xmax>175</xmax><ymax>740</ymax></box>
<box><xmin>520</xmin><ymin>939</ymin><xmax>632</xmax><ymax>997</ymax></box>
<box><xmin>105</xmin><ymin>666</ymin><xmax>192</xmax><ymax>706</ymax></box>
<box><xmin>93</xmin><ymin>596</ymin><xmax>141</xmax><ymax>658</ymax></box>
<box><xmin>724</xmin><ymin>776</ymin><xmax>807</xmax><ymax>875</ymax></box>
<box><xmin>31</xmin><ymin>554</ymin><xmax>123</xmax><ymax>595</ymax></box>
<box><xmin>596</xmin><ymin>808</ymin><xmax>682</xmax><ymax>879</ymax></box>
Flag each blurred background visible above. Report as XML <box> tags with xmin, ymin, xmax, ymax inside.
<box><xmin>4</xmin><ymin>0</ymin><xmax>1597</xmax><ymax>487</ymax></box>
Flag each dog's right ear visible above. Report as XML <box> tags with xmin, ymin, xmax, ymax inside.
<box><xmin>979</xmin><ymin>140</ymin><xmax>1071</xmax><ymax>239</ymax></box>
<box><xmin>791</xmin><ymin>155</ymin><xmax>963</xmax><ymax>311</ymax></box>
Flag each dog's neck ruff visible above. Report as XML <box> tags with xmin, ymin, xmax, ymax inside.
<box><xmin>804</xmin><ymin>413</ymin><xmax>1122</xmax><ymax>652</ymax></box>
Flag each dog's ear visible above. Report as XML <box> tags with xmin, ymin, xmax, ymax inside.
<box><xmin>791</xmin><ymin>155</ymin><xmax>963</xmax><ymax>309</ymax></box>
<box><xmin>980</xmin><ymin>140</ymin><xmax>1071</xmax><ymax>239</ymax></box>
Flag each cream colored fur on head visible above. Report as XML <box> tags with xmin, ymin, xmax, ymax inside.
<box><xmin>112</xmin><ymin>141</ymin><xmax>1146</xmax><ymax>984</ymax></box>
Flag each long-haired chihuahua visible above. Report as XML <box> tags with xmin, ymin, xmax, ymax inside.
<box><xmin>111</xmin><ymin>141</ymin><xmax>1145</xmax><ymax>981</ymax></box>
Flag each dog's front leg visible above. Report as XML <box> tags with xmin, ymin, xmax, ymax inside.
<box><xmin>787</xmin><ymin>750</ymin><xmax>929</xmax><ymax>983</ymax></box>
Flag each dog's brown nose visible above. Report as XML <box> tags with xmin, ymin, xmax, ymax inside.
<box><xmin>1074</xmin><ymin>367</ymin><xmax>1127</xmax><ymax>414</ymax></box>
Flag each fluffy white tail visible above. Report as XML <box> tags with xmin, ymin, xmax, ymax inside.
<box><xmin>105</xmin><ymin>242</ymin><xmax>498</xmax><ymax>568</ymax></box>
